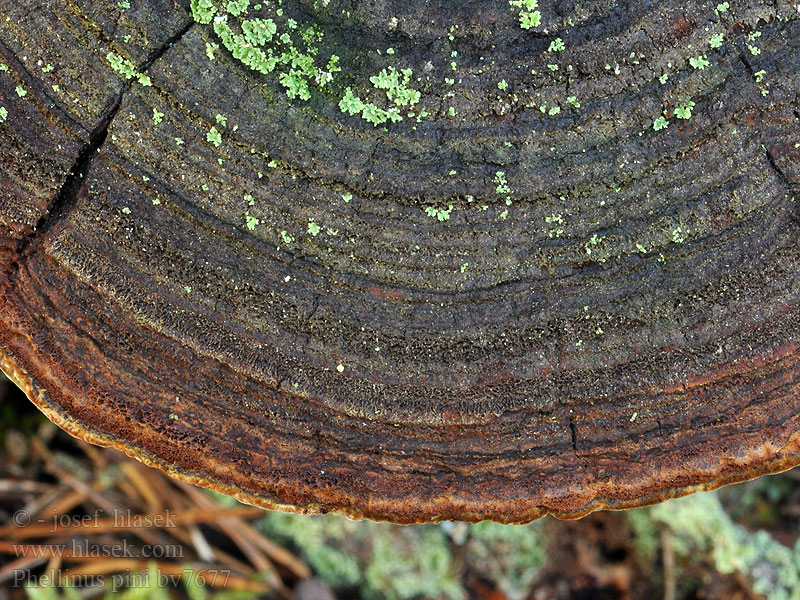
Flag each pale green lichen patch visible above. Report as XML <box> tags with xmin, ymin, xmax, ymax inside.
<box><xmin>339</xmin><ymin>66</ymin><xmax>421</xmax><ymax>126</ymax></box>
<box><xmin>674</xmin><ymin>100</ymin><xmax>695</xmax><ymax>120</ymax></box>
<box><xmin>191</xmin><ymin>0</ymin><xmax>432</xmax><ymax>128</ymax></box>
<box><xmin>370</xmin><ymin>67</ymin><xmax>420</xmax><ymax>108</ymax></box>
<box><xmin>245</xmin><ymin>213</ymin><xmax>260</xmax><ymax>229</ymax></box>
<box><xmin>192</xmin><ymin>0</ymin><xmax>341</xmax><ymax>102</ymax></box>
<box><xmin>509</xmin><ymin>0</ymin><xmax>541</xmax><ymax>30</ymax></box>
<box><xmin>191</xmin><ymin>0</ymin><xmax>217</xmax><ymax>23</ymax></box>
<box><xmin>255</xmin><ymin>510</ymin><xmax>544</xmax><ymax>600</ymax></box>
<box><xmin>206</xmin><ymin>126</ymin><xmax>223</xmax><ymax>146</ymax></box>
<box><xmin>107</xmin><ymin>52</ymin><xmax>152</xmax><ymax>86</ymax></box>
<box><xmin>493</xmin><ymin>171</ymin><xmax>511</xmax><ymax>196</ymax></box>
<box><xmin>653</xmin><ymin>115</ymin><xmax>669</xmax><ymax>131</ymax></box>
<box><xmin>425</xmin><ymin>204</ymin><xmax>453</xmax><ymax>221</ymax></box>
<box><xmin>689</xmin><ymin>55</ymin><xmax>710</xmax><ymax>70</ymax></box>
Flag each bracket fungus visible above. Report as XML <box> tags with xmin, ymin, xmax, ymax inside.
<box><xmin>1</xmin><ymin>0</ymin><xmax>799</xmax><ymax>524</ymax></box>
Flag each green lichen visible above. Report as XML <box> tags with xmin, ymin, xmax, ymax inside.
<box><xmin>634</xmin><ymin>492</ymin><xmax>800</xmax><ymax>600</ymax></box>
<box><xmin>339</xmin><ymin>67</ymin><xmax>420</xmax><ymax>127</ymax></box>
<box><xmin>206</xmin><ymin>126</ymin><xmax>223</xmax><ymax>146</ymax></box>
<box><xmin>674</xmin><ymin>100</ymin><xmax>695</xmax><ymax>120</ymax></box>
<box><xmin>547</xmin><ymin>37</ymin><xmax>565</xmax><ymax>52</ymax></box>
<box><xmin>205</xmin><ymin>41</ymin><xmax>219</xmax><ymax>60</ymax></box>
<box><xmin>226</xmin><ymin>0</ymin><xmax>250</xmax><ymax>17</ymax></box>
<box><xmin>493</xmin><ymin>171</ymin><xmax>511</xmax><ymax>196</ymax></box>
<box><xmin>245</xmin><ymin>213</ymin><xmax>259</xmax><ymax>229</ymax></box>
<box><xmin>195</xmin><ymin>0</ymin><xmax>340</xmax><ymax>102</ymax></box>
<box><xmin>466</xmin><ymin>522</ymin><xmax>545</xmax><ymax>600</ymax></box>
<box><xmin>653</xmin><ymin>115</ymin><xmax>669</xmax><ymax>131</ymax></box>
<box><xmin>106</xmin><ymin>52</ymin><xmax>151</xmax><ymax>86</ymax></box>
<box><xmin>424</xmin><ymin>204</ymin><xmax>453</xmax><ymax>221</ymax></box>
<box><xmin>191</xmin><ymin>0</ymin><xmax>217</xmax><ymax>23</ymax></box>
<box><xmin>258</xmin><ymin>513</ymin><xmax>463</xmax><ymax>600</ymax></box>
<box><xmin>689</xmin><ymin>55</ymin><xmax>710</xmax><ymax>70</ymax></box>
<box><xmin>509</xmin><ymin>0</ymin><xmax>541</xmax><ymax>30</ymax></box>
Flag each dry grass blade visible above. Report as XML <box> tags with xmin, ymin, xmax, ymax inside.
<box><xmin>0</xmin><ymin>556</ymin><xmax>48</xmax><ymax>585</ymax></box>
<box><xmin>66</xmin><ymin>559</ymin><xmax>272</xmax><ymax>592</ymax></box>
<box><xmin>0</xmin><ymin>480</ymin><xmax>53</xmax><ymax>495</ymax></box>
<box><xmin>178</xmin><ymin>481</ymin><xmax>311</xmax><ymax>580</ymax></box>
<box><xmin>0</xmin><ymin>506</ymin><xmax>266</xmax><ymax>539</ymax></box>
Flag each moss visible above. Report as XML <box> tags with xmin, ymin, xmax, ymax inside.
<box><xmin>258</xmin><ymin>513</ymin><xmax>462</xmax><ymax>600</ymax></box>
<box><xmin>364</xmin><ymin>527</ymin><xmax>463</xmax><ymax>600</ymax></box>
<box><xmin>465</xmin><ymin>522</ymin><xmax>545</xmax><ymax>600</ymax></box>
<box><xmin>257</xmin><ymin>513</ymin><xmax>367</xmax><ymax>587</ymax></box>
<box><xmin>634</xmin><ymin>492</ymin><xmax>800</xmax><ymax>600</ymax></box>
<box><xmin>256</xmin><ymin>511</ymin><xmax>551</xmax><ymax>600</ymax></box>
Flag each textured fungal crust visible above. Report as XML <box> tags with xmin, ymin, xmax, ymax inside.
<box><xmin>1</xmin><ymin>0</ymin><xmax>799</xmax><ymax>523</ymax></box>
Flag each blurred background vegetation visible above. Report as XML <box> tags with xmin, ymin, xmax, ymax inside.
<box><xmin>2</xmin><ymin>372</ymin><xmax>800</xmax><ymax>600</ymax></box>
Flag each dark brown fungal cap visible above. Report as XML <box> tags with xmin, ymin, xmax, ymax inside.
<box><xmin>1</xmin><ymin>0</ymin><xmax>799</xmax><ymax>523</ymax></box>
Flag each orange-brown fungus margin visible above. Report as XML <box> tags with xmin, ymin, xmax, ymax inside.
<box><xmin>0</xmin><ymin>0</ymin><xmax>799</xmax><ymax>523</ymax></box>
